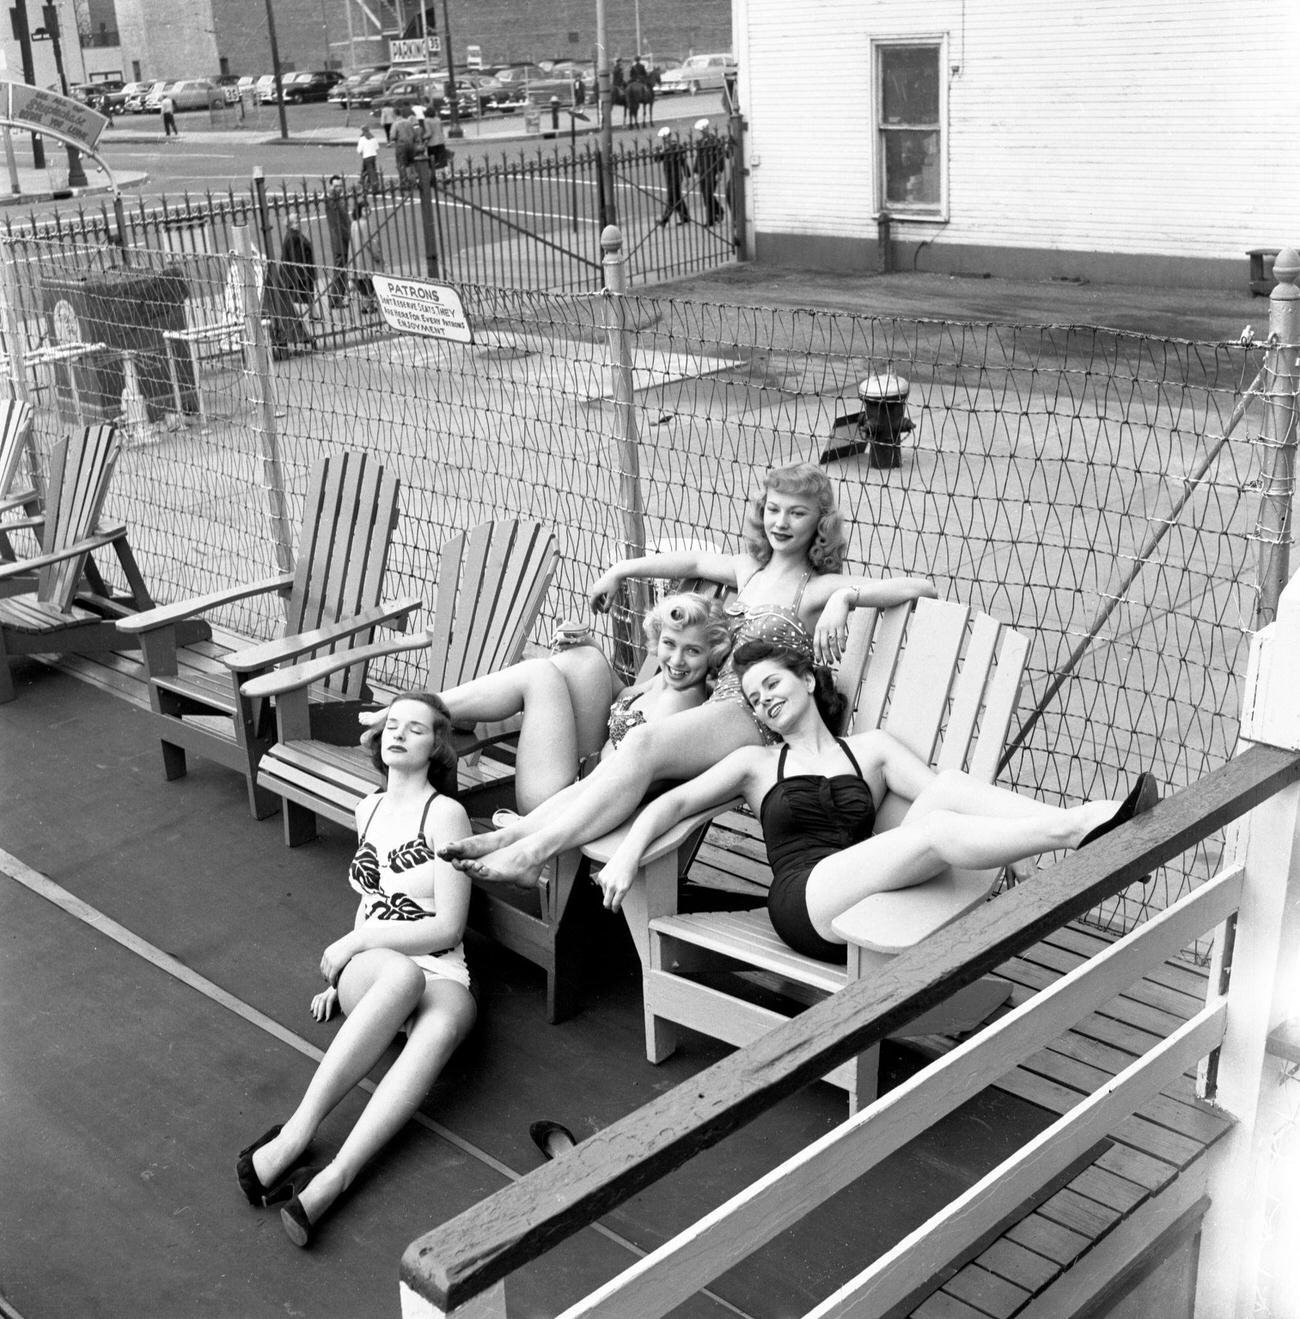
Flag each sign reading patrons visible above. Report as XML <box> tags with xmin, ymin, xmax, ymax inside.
<box><xmin>1</xmin><ymin>81</ymin><xmax>108</xmax><ymax>152</ymax></box>
<box><xmin>372</xmin><ymin>275</ymin><xmax>473</xmax><ymax>343</ymax></box>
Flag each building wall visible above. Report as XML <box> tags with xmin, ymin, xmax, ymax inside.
<box><xmin>113</xmin><ymin>0</ymin><xmax>218</xmax><ymax>80</ymax></box>
<box><xmin>736</xmin><ymin>0</ymin><xmax>1300</xmax><ymax>287</ymax></box>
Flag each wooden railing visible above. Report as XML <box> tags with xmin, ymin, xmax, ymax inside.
<box><xmin>398</xmin><ymin>740</ymin><xmax>1300</xmax><ymax>1319</ymax></box>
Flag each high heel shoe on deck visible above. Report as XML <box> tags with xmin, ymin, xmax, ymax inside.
<box><xmin>235</xmin><ymin>1124</ymin><xmax>284</xmax><ymax>1207</ymax></box>
<box><xmin>278</xmin><ymin>1167</ymin><xmax>325</xmax><ymax>1248</ymax></box>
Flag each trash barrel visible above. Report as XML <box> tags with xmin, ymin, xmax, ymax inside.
<box><xmin>856</xmin><ymin>373</ymin><xmax>913</xmax><ymax>469</ymax></box>
<box><xmin>42</xmin><ymin>266</ymin><xmax>197</xmax><ymax>421</ymax></box>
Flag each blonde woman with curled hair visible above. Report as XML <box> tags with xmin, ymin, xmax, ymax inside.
<box><xmin>443</xmin><ymin>464</ymin><xmax>938</xmax><ymax>888</ymax></box>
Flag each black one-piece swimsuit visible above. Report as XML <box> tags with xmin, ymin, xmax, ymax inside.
<box><xmin>760</xmin><ymin>740</ymin><xmax>876</xmax><ymax>962</ymax></box>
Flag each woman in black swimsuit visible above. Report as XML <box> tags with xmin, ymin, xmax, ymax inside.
<box><xmin>596</xmin><ymin>641</ymin><xmax>1158</xmax><ymax>960</ymax></box>
<box><xmin>236</xmin><ymin>692</ymin><xmax>476</xmax><ymax>1247</ymax></box>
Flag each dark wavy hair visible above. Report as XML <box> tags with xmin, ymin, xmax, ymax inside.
<box><xmin>741</xmin><ymin>464</ymin><xmax>847</xmax><ymax>573</ymax></box>
<box><xmin>731</xmin><ymin>639</ymin><xmax>848</xmax><ymax>735</ymax></box>
<box><xmin>363</xmin><ymin>691</ymin><xmax>459</xmax><ymax>796</ymax></box>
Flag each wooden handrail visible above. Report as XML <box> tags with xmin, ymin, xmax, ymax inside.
<box><xmin>401</xmin><ymin>743</ymin><xmax>1300</xmax><ymax>1312</ymax></box>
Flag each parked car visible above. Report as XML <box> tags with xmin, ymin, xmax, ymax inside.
<box><xmin>449</xmin><ymin>72</ymin><xmax>521</xmax><ymax>115</ymax></box>
<box><xmin>658</xmin><ymin>52</ymin><xmax>736</xmax><ymax>95</ymax></box>
<box><xmin>146</xmin><ymin>79</ymin><xmax>221</xmax><ymax>112</ymax></box>
<box><xmin>371</xmin><ymin>75</ymin><xmax>445</xmax><ymax>112</ymax></box>
<box><xmin>492</xmin><ymin>63</ymin><xmax>548</xmax><ymax>92</ymax></box>
<box><xmin>267</xmin><ymin>69</ymin><xmax>344</xmax><ymax>104</ymax></box>
<box><xmin>83</xmin><ymin>78</ymin><xmax>128</xmax><ymax>112</ymax></box>
<box><xmin>126</xmin><ymin>79</ymin><xmax>168</xmax><ymax>112</ymax></box>
<box><xmin>328</xmin><ymin>66</ymin><xmax>388</xmax><ymax>106</ymax></box>
<box><xmin>254</xmin><ymin>74</ymin><xmax>278</xmax><ymax>103</ymax></box>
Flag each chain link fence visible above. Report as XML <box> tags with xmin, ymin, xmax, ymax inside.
<box><xmin>2</xmin><ymin>232</ymin><xmax>1288</xmax><ymax>940</ymax></box>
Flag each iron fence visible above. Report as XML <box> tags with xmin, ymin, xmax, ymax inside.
<box><xmin>0</xmin><ymin>135</ymin><xmax>738</xmax><ymax>296</ymax></box>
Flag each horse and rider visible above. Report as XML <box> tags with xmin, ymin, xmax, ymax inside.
<box><xmin>612</xmin><ymin>56</ymin><xmax>657</xmax><ymax>128</ymax></box>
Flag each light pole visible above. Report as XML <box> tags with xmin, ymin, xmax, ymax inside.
<box><xmin>439</xmin><ymin>0</ymin><xmax>461</xmax><ymax>138</ymax></box>
<box><xmin>8</xmin><ymin>0</ymin><xmax>45</xmax><ymax>168</ymax></box>
<box><xmin>263</xmin><ymin>0</ymin><xmax>289</xmax><ymax>141</ymax></box>
<box><xmin>36</xmin><ymin>2</ymin><xmax>87</xmax><ymax>186</ymax></box>
<box><xmin>633</xmin><ymin>0</ymin><xmax>641</xmax><ymax>58</ymax></box>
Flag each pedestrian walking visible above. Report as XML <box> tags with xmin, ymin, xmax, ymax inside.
<box><xmin>380</xmin><ymin>103</ymin><xmax>396</xmax><ymax>143</ymax></box>
<box><xmin>349</xmin><ymin>200</ymin><xmax>383</xmax><ymax>316</ymax></box>
<box><xmin>656</xmin><ymin>125</ymin><xmax>689</xmax><ymax>226</ymax></box>
<box><xmin>356</xmin><ymin>124</ymin><xmax>381</xmax><ymax>193</ymax></box>
<box><xmin>392</xmin><ymin>108</ymin><xmax>420</xmax><ymax>191</ymax></box>
<box><xmin>324</xmin><ymin>174</ymin><xmax>351</xmax><ymax>311</ymax></box>
<box><xmin>160</xmin><ymin>92</ymin><xmax>178</xmax><ymax>138</ymax></box>
<box><xmin>693</xmin><ymin>118</ymin><xmax>726</xmax><ymax>226</ymax></box>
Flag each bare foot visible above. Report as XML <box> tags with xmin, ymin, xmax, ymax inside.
<box><xmin>438</xmin><ymin>815</ymin><xmax>529</xmax><ymax>860</ymax></box>
<box><xmin>452</xmin><ymin>842</ymin><xmax>548</xmax><ymax>889</ymax></box>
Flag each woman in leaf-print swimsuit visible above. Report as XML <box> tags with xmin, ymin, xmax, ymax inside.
<box><xmin>234</xmin><ymin>692</ymin><xmax>475</xmax><ymax>1249</ymax></box>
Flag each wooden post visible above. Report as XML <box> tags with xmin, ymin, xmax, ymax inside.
<box><xmin>600</xmin><ymin>224</ymin><xmax>648</xmax><ymax>681</ymax></box>
<box><xmin>398</xmin><ymin>1278</ymin><xmax>504</xmax><ymax>1319</ymax></box>
<box><xmin>1195</xmin><ymin>570</ymin><xmax>1300</xmax><ymax>1318</ymax></box>
<box><xmin>1253</xmin><ymin>248</ymin><xmax>1300</xmax><ymax>629</ymax></box>
<box><xmin>231</xmin><ymin>223</ymin><xmax>295</xmax><ymax>584</ymax></box>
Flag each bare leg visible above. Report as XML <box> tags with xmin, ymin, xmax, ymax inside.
<box><xmin>803</xmin><ymin>769</ymin><xmax>1121</xmax><ymax>941</ymax></box>
<box><xmin>445</xmin><ymin>702</ymin><xmax>764</xmax><ymax>885</ymax></box>
<box><xmin>291</xmin><ymin>976</ymin><xmax>474</xmax><ymax>1226</ymax></box>
<box><xmin>440</xmin><ymin>650</ymin><xmax>616</xmax><ymax>811</ymax></box>
<box><xmin>251</xmin><ymin>950</ymin><xmax>428</xmax><ymax>1190</ymax></box>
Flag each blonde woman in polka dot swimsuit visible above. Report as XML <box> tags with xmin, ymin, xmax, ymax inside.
<box><xmin>443</xmin><ymin>463</ymin><xmax>938</xmax><ymax>889</ymax></box>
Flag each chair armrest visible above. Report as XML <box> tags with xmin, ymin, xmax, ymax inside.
<box><xmin>580</xmin><ymin>799</ymin><xmax>743</xmax><ymax>868</ymax></box>
<box><xmin>0</xmin><ymin>523</ymin><xmax>126</xmax><ymax>581</ymax></box>
<box><xmin>830</xmin><ymin>866</ymin><xmax>999</xmax><ymax>954</ymax></box>
<box><xmin>117</xmin><ymin>572</ymin><xmax>293</xmax><ymax>634</ymax></box>
<box><xmin>0</xmin><ymin>514</ymin><xmax>41</xmax><ymax>534</ymax></box>
<box><xmin>223</xmin><ymin>595</ymin><xmax>423</xmax><ymax>674</ymax></box>
<box><xmin>0</xmin><ymin>488</ymin><xmax>38</xmax><ymax>515</ymax></box>
<box><xmin>240</xmin><ymin>629</ymin><xmax>432</xmax><ymax>699</ymax></box>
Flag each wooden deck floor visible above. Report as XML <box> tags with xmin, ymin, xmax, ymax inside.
<box><xmin>5</xmin><ymin>651</ymin><xmax>1230</xmax><ymax>1318</ymax></box>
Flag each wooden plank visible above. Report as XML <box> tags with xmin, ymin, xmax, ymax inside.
<box><xmin>1002</xmin><ymin>1213</ymin><xmax>1091</xmax><ymax>1269</ymax></box>
<box><xmin>974</xmin><ymin>1237</ymin><xmax>1060</xmax><ymax>1293</ymax></box>
<box><xmin>941</xmin><ymin>1263</ymin><xmax>1031</xmax><ymax>1318</ymax></box>
<box><xmin>1044</xmin><ymin>924</ymin><xmax>1210</xmax><ymax>1001</ymax></box>
<box><xmin>1021</xmin><ymin>937</ymin><xmax>1206</xmax><ymax>1020</ymax></box>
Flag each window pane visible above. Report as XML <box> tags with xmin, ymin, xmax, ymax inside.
<box><xmin>883</xmin><ymin>128</ymin><xmax>940</xmax><ymax>206</ymax></box>
<box><xmin>880</xmin><ymin>46</ymin><xmax>938</xmax><ymax>125</ymax></box>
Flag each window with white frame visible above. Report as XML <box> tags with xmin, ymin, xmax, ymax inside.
<box><xmin>874</xmin><ymin>40</ymin><xmax>945</xmax><ymax>216</ymax></box>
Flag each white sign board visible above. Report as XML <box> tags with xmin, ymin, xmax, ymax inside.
<box><xmin>372</xmin><ymin>275</ymin><xmax>473</xmax><ymax>343</ymax></box>
<box><xmin>390</xmin><ymin>36</ymin><xmax>441</xmax><ymax>63</ymax></box>
<box><xmin>1</xmin><ymin>81</ymin><xmax>108</xmax><ymax>152</ymax></box>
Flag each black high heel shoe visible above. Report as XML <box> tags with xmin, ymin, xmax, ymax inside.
<box><xmin>1079</xmin><ymin>773</ymin><xmax>1160</xmax><ymax>848</ymax></box>
<box><xmin>235</xmin><ymin>1124</ymin><xmax>285</xmax><ymax>1207</ymax></box>
<box><xmin>279</xmin><ymin>1167</ymin><xmax>324</xmax><ymax>1248</ymax></box>
<box><xmin>529</xmin><ymin>1120</ymin><xmax>577</xmax><ymax>1161</ymax></box>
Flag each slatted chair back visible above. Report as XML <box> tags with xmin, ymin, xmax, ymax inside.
<box><xmin>424</xmin><ymin>520</ymin><xmax>558</xmax><ymax>691</ymax></box>
<box><xmin>0</xmin><ymin>397</ymin><xmax>35</xmax><ymax>501</ymax></box>
<box><xmin>284</xmin><ymin>451</ymin><xmax>401</xmax><ymax>698</ymax></box>
<box><xmin>37</xmin><ymin>425</ymin><xmax>120</xmax><ymax>612</ymax></box>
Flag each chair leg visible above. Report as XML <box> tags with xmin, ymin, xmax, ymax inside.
<box><xmin>847</xmin><ymin>1043</ymin><xmax>881</xmax><ymax>1115</ymax></box>
<box><xmin>161</xmin><ymin>740</ymin><xmax>187</xmax><ymax>781</ymax></box>
<box><xmin>644</xmin><ymin>927</ymin><xmax>680</xmax><ymax>1064</ymax></box>
<box><xmin>282</xmin><ymin>800</ymin><xmax>318</xmax><ymax>848</ymax></box>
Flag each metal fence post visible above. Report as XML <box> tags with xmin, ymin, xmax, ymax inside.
<box><xmin>728</xmin><ymin>109</ymin><xmax>748</xmax><ymax>261</ymax></box>
<box><xmin>601</xmin><ymin>223</ymin><xmax>648</xmax><ymax>679</ymax></box>
<box><xmin>232</xmin><ymin>223</ymin><xmax>295</xmax><ymax>586</ymax></box>
<box><xmin>1254</xmin><ymin>247</ymin><xmax>1300</xmax><ymax>630</ymax></box>
<box><xmin>414</xmin><ymin>155</ymin><xmax>439</xmax><ymax>278</ymax></box>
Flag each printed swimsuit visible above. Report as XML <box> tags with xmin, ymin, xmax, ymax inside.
<box><xmin>709</xmin><ymin>567</ymin><xmax>816</xmax><ymax>742</ymax></box>
<box><xmin>350</xmin><ymin>792</ymin><xmax>471</xmax><ymax>990</ymax></box>
<box><xmin>606</xmin><ymin>689</ymin><xmax>647</xmax><ymax>749</ymax></box>
<box><xmin>760</xmin><ymin>740</ymin><xmax>876</xmax><ymax>962</ymax></box>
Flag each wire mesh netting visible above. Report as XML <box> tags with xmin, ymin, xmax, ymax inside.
<box><xmin>2</xmin><ymin>233</ymin><xmax>1285</xmax><ymax>941</ymax></box>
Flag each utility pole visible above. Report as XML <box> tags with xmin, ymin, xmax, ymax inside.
<box><xmin>263</xmin><ymin>0</ymin><xmax>289</xmax><ymax>141</ymax></box>
<box><xmin>8</xmin><ymin>0</ymin><xmax>45</xmax><ymax>168</ymax></box>
<box><xmin>595</xmin><ymin>0</ymin><xmax>615</xmax><ymax>228</ymax></box>
<box><xmin>439</xmin><ymin>0</ymin><xmax>461</xmax><ymax>138</ymax></box>
<box><xmin>39</xmin><ymin>2</ymin><xmax>87</xmax><ymax>187</ymax></box>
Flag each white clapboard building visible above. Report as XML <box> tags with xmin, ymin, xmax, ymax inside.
<box><xmin>732</xmin><ymin>0</ymin><xmax>1300</xmax><ymax>287</ymax></box>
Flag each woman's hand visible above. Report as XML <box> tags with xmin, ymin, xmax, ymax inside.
<box><xmin>587</xmin><ymin>566</ymin><xmax>624</xmax><ymax>614</ymax></box>
<box><xmin>595</xmin><ymin>856</ymin><xmax>639</xmax><ymax>913</ymax></box>
<box><xmin>357</xmin><ymin>708</ymin><xmax>382</xmax><ymax>747</ymax></box>
<box><xmin>814</xmin><ymin>590</ymin><xmax>853</xmax><ymax>664</ymax></box>
<box><xmin>320</xmin><ymin>934</ymin><xmax>357</xmax><ymax>986</ymax></box>
<box><xmin>310</xmin><ymin>986</ymin><xmax>339</xmax><ymax>1021</ymax></box>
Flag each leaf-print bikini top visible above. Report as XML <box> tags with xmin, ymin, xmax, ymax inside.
<box><xmin>348</xmin><ymin>792</ymin><xmax>440</xmax><ymax>922</ymax></box>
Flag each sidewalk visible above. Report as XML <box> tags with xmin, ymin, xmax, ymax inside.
<box><xmin>0</xmin><ymin>157</ymin><xmax>149</xmax><ymax>207</ymax></box>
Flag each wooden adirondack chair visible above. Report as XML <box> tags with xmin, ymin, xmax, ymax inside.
<box><xmin>0</xmin><ymin>398</ymin><xmax>38</xmax><ymax>560</ymax></box>
<box><xmin>0</xmin><ymin>424</ymin><xmax>172</xmax><ymax>703</ymax></box>
<box><xmin>117</xmin><ymin>451</ymin><xmax>418</xmax><ymax>820</ymax></box>
<box><xmin>581</xmin><ymin>596</ymin><xmax>1030</xmax><ymax>1109</ymax></box>
<box><xmin>246</xmin><ymin>520</ymin><xmax>560</xmax><ymax>998</ymax></box>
